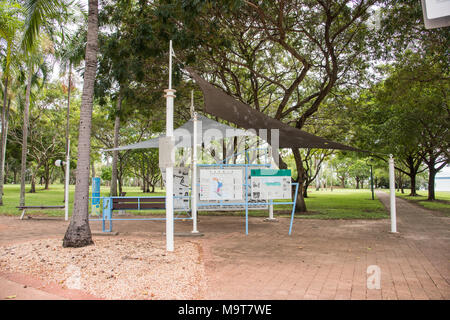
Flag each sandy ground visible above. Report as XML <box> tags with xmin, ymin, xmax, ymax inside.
<box><xmin>0</xmin><ymin>237</ymin><xmax>207</xmax><ymax>300</ymax></box>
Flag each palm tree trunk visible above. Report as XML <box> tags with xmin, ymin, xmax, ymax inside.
<box><xmin>110</xmin><ymin>90</ymin><xmax>122</xmax><ymax>196</ymax></box>
<box><xmin>64</xmin><ymin>64</ymin><xmax>72</xmax><ymax>203</ymax></box>
<box><xmin>0</xmin><ymin>77</ymin><xmax>8</xmax><ymax>205</ymax></box>
<box><xmin>63</xmin><ymin>0</ymin><xmax>98</xmax><ymax>248</ymax></box>
<box><xmin>19</xmin><ymin>68</ymin><xmax>33</xmax><ymax>207</ymax></box>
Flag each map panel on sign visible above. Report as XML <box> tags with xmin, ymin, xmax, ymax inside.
<box><xmin>199</xmin><ymin>169</ymin><xmax>243</xmax><ymax>201</ymax></box>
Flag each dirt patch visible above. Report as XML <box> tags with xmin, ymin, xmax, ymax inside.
<box><xmin>0</xmin><ymin>238</ymin><xmax>207</xmax><ymax>300</ymax></box>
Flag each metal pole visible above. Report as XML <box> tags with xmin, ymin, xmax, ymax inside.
<box><xmin>389</xmin><ymin>155</ymin><xmax>397</xmax><ymax>233</ymax></box>
<box><xmin>265</xmin><ymin>146</ymin><xmax>276</xmax><ymax>222</ymax></box>
<box><xmin>64</xmin><ymin>139</ymin><xmax>70</xmax><ymax>221</ymax></box>
<box><xmin>164</xmin><ymin>40</ymin><xmax>176</xmax><ymax>251</ymax></box>
<box><xmin>191</xmin><ymin>105</ymin><xmax>199</xmax><ymax>233</ymax></box>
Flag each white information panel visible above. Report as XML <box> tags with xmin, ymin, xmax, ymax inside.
<box><xmin>199</xmin><ymin>169</ymin><xmax>243</xmax><ymax>200</ymax></box>
<box><xmin>196</xmin><ymin>166</ymin><xmax>268</xmax><ymax>211</ymax></box>
<box><xmin>161</xmin><ymin>167</ymin><xmax>190</xmax><ymax>211</ymax></box>
<box><xmin>251</xmin><ymin>176</ymin><xmax>291</xmax><ymax>200</ymax></box>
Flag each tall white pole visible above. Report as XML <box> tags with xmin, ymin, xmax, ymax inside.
<box><xmin>164</xmin><ymin>40</ymin><xmax>176</xmax><ymax>251</ymax></box>
<box><xmin>265</xmin><ymin>144</ymin><xmax>276</xmax><ymax>221</ymax></box>
<box><xmin>64</xmin><ymin>139</ymin><xmax>70</xmax><ymax>221</ymax></box>
<box><xmin>389</xmin><ymin>154</ymin><xmax>397</xmax><ymax>233</ymax></box>
<box><xmin>192</xmin><ymin>108</ymin><xmax>199</xmax><ymax>233</ymax></box>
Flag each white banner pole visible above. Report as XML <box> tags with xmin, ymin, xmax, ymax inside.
<box><xmin>192</xmin><ymin>109</ymin><xmax>199</xmax><ymax>233</ymax></box>
<box><xmin>64</xmin><ymin>139</ymin><xmax>70</xmax><ymax>221</ymax></box>
<box><xmin>164</xmin><ymin>40</ymin><xmax>176</xmax><ymax>251</ymax></box>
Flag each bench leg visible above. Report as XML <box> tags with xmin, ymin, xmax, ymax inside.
<box><xmin>20</xmin><ymin>209</ymin><xmax>26</xmax><ymax>220</ymax></box>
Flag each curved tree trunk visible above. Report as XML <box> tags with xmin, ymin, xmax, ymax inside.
<box><xmin>20</xmin><ymin>67</ymin><xmax>33</xmax><ymax>207</ymax></box>
<box><xmin>292</xmin><ymin>148</ymin><xmax>307</xmax><ymax>212</ymax></box>
<box><xmin>0</xmin><ymin>99</ymin><xmax>10</xmax><ymax>192</ymax></box>
<box><xmin>63</xmin><ymin>0</ymin><xmax>98</xmax><ymax>248</ymax></box>
<box><xmin>0</xmin><ymin>77</ymin><xmax>9</xmax><ymax>204</ymax></box>
<box><xmin>303</xmin><ymin>182</ymin><xmax>309</xmax><ymax>198</ymax></box>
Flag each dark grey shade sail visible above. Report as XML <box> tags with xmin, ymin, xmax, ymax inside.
<box><xmin>186</xmin><ymin>67</ymin><xmax>363</xmax><ymax>152</ymax></box>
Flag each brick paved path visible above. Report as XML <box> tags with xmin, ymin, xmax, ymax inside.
<box><xmin>199</xmin><ymin>191</ymin><xmax>450</xmax><ymax>299</ymax></box>
<box><xmin>0</xmin><ymin>191</ymin><xmax>448</xmax><ymax>299</ymax></box>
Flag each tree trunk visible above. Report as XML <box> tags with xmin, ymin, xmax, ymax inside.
<box><xmin>64</xmin><ymin>64</ymin><xmax>72</xmax><ymax>203</ymax></box>
<box><xmin>303</xmin><ymin>182</ymin><xmax>309</xmax><ymax>198</ymax></box>
<box><xmin>356</xmin><ymin>177</ymin><xmax>360</xmax><ymax>189</ymax></box>
<box><xmin>409</xmin><ymin>174</ymin><xmax>418</xmax><ymax>196</ymax></box>
<box><xmin>292</xmin><ymin>148</ymin><xmax>307</xmax><ymax>212</ymax></box>
<box><xmin>63</xmin><ymin>0</ymin><xmax>98</xmax><ymax>248</ymax></box>
<box><xmin>110</xmin><ymin>91</ymin><xmax>122</xmax><ymax>197</ymax></box>
<box><xmin>0</xmin><ymin>99</ymin><xmax>10</xmax><ymax>190</ymax></box>
<box><xmin>118</xmin><ymin>175</ymin><xmax>123</xmax><ymax>195</ymax></box>
<box><xmin>19</xmin><ymin>67</ymin><xmax>33</xmax><ymax>207</ymax></box>
<box><xmin>44</xmin><ymin>167</ymin><xmax>50</xmax><ymax>189</ymax></box>
<box><xmin>29</xmin><ymin>171</ymin><xmax>36</xmax><ymax>193</ymax></box>
<box><xmin>91</xmin><ymin>160</ymin><xmax>96</xmax><ymax>178</ymax></box>
<box><xmin>428</xmin><ymin>167</ymin><xmax>437</xmax><ymax>201</ymax></box>
<box><xmin>0</xmin><ymin>77</ymin><xmax>9</xmax><ymax>205</ymax></box>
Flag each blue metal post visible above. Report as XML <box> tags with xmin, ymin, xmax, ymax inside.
<box><xmin>289</xmin><ymin>183</ymin><xmax>300</xmax><ymax>235</ymax></box>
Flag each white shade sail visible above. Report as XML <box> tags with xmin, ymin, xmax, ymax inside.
<box><xmin>102</xmin><ymin>115</ymin><xmax>253</xmax><ymax>152</ymax></box>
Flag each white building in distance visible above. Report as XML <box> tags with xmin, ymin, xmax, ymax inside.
<box><xmin>435</xmin><ymin>164</ymin><xmax>450</xmax><ymax>192</ymax></box>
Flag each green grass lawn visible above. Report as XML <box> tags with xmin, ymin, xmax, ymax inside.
<box><xmin>291</xmin><ymin>188</ymin><xmax>388</xmax><ymax>219</ymax></box>
<box><xmin>0</xmin><ymin>184</ymin><xmax>388</xmax><ymax>220</ymax></box>
<box><xmin>395</xmin><ymin>189</ymin><xmax>450</xmax><ymax>216</ymax></box>
<box><xmin>0</xmin><ymin>184</ymin><xmax>166</xmax><ymax>217</ymax></box>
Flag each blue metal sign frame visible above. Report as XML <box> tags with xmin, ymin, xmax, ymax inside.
<box><xmin>90</xmin><ymin>148</ymin><xmax>299</xmax><ymax>235</ymax></box>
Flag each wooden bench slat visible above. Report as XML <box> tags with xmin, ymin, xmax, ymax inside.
<box><xmin>17</xmin><ymin>206</ymin><xmax>65</xmax><ymax>209</ymax></box>
<box><xmin>113</xmin><ymin>203</ymin><xmax>166</xmax><ymax>210</ymax></box>
<box><xmin>112</xmin><ymin>198</ymin><xmax>165</xmax><ymax>203</ymax></box>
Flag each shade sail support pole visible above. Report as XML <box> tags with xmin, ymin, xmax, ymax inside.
<box><xmin>191</xmin><ymin>91</ymin><xmax>199</xmax><ymax>234</ymax></box>
<box><xmin>64</xmin><ymin>139</ymin><xmax>70</xmax><ymax>221</ymax></box>
<box><xmin>164</xmin><ymin>40</ymin><xmax>176</xmax><ymax>251</ymax></box>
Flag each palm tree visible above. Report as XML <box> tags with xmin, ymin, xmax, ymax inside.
<box><xmin>19</xmin><ymin>50</ymin><xmax>50</xmax><ymax>204</ymax></box>
<box><xmin>19</xmin><ymin>63</ymin><xmax>33</xmax><ymax>206</ymax></box>
<box><xmin>63</xmin><ymin>0</ymin><xmax>98</xmax><ymax>247</ymax></box>
<box><xmin>0</xmin><ymin>1</ymin><xmax>22</xmax><ymax>205</ymax></box>
<box><xmin>21</xmin><ymin>0</ymin><xmax>61</xmax><ymax>52</ymax></box>
<box><xmin>20</xmin><ymin>0</ymin><xmax>97</xmax><ymax>247</ymax></box>
<box><xmin>56</xmin><ymin>28</ymin><xmax>86</xmax><ymax>202</ymax></box>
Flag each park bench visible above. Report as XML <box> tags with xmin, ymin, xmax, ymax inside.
<box><xmin>17</xmin><ymin>205</ymin><xmax>66</xmax><ymax>220</ymax></box>
<box><xmin>111</xmin><ymin>197</ymin><xmax>166</xmax><ymax>210</ymax></box>
<box><xmin>98</xmin><ymin>196</ymin><xmax>191</xmax><ymax>232</ymax></box>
